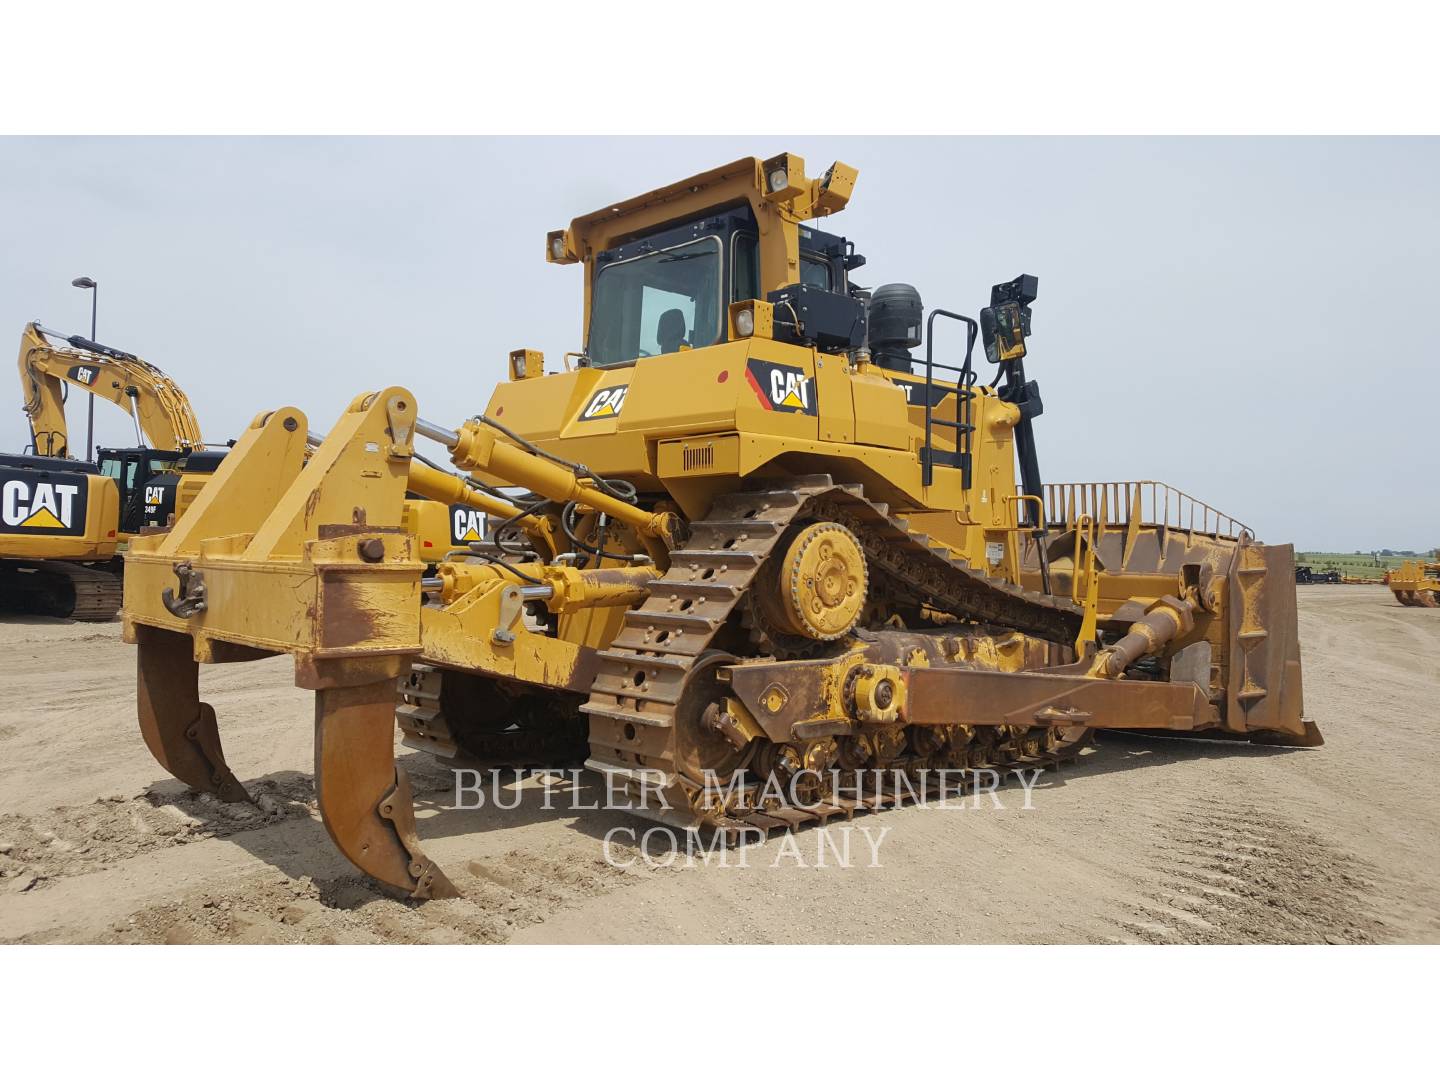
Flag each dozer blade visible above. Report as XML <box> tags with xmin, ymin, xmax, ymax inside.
<box><xmin>1227</xmin><ymin>542</ymin><xmax>1321</xmax><ymax>747</ymax></box>
<box><xmin>136</xmin><ymin>625</ymin><xmax>248</xmax><ymax>803</ymax></box>
<box><xmin>315</xmin><ymin>680</ymin><xmax>459</xmax><ymax>899</ymax></box>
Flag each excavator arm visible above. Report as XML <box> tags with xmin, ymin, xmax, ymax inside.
<box><xmin>17</xmin><ymin>322</ymin><xmax>204</xmax><ymax>456</ymax></box>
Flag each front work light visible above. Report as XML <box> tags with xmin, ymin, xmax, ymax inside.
<box><xmin>509</xmin><ymin>348</ymin><xmax>543</xmax><ymax>380</ymax></box>
<box><xmin>728</xmin><ymin>299</ymin><xmax>774</xmax><ymax>340</ymax></box>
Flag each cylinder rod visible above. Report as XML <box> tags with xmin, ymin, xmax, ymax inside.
<box><xmin>415</xmin><ymin>417</ymin><xmax>460</xmax><ymax>449</ymax></box>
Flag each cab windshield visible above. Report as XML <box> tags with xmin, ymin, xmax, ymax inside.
<box><xmin>98</xmin><ymin>453</ymin><xmax>175</xmax><ymax>495</ymax></box>
<box><xmin>588</xmin><ymin>236</ymin><xmax>722</xmax><ymax>367</ymax></box>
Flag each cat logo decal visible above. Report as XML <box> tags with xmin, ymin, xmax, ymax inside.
<box><xmin>745</xmin><ymin>359</ymin><xmax>818</xmax><ymax>416</ymax></box>
<box><xmin>578</xmin><ymin>385</ymin><xmax>629</xmax><ymax>421</ymax></box>
<box><xmin>452</xmin><ymin>506</ymin><xmax>487</xmax><ymax>544</ymax></box>
<box><xmin>0</xmin><ymin>473</ymin><xmax>88</xmax><ymax>535</ymax></box>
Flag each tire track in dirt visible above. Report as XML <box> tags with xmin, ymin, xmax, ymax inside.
<box><xmin>1112</xmin><ymin>797</ymin><xmax>1385</xmax><ymax>943</ymax></box>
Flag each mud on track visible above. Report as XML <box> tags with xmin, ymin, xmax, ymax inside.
<box><xmin>0</xmin><ymin>586</ymin><xmax>1436</xmax><ymax>944</ymax></box>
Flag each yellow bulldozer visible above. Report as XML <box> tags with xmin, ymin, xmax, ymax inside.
<box><xmin>120</xmin><ymin>153</ymin><xmax>1317</xmax><ymax>898</ymax></box>
<box><xmin>1387</xmin><ymin>560</ymin><xmax>1439</xmax><ymax>607</ymax></box>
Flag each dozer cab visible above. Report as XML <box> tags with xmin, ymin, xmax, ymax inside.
<box><xmin>121</xmin><ymin>153</ymin><xmax>1316</xmax><ymax>899</ymax></box>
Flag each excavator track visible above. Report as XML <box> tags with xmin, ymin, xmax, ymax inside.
<box><xmin>581</xmin><ymin>475</ymin><xmax>1090</xmax><ymax>833</ymax></box>
<box><xmin>0</xmin><ymin>559</ymin><xmax>122</xmax><ymax>621</ymax></box>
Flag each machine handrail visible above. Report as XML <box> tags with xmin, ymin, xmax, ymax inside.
<box><xmin>920</xmin><ymin>308</ymin><xmax>979</xmax><ymax>488</ymax></box>
<box><xmin>1038</xmin><ymin>480</ymin><xmax>1250</xmax><ymax>539</ymax></box>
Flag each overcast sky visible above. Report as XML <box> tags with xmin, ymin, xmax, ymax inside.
<box><xmin>1</xmin><ymin>137</ymin><xmax>1434</xmax><ymax>551</ymax></box>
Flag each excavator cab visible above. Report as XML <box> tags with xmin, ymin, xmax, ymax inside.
<box><xmin>98</xmin><ymin>446</ymin><xmax>229</xmax><ymax>534</ymax></box>
<box><xmin>96</xmin><ymin>447</ymin><xmax>185</xmax><ymax>534</ymax></box>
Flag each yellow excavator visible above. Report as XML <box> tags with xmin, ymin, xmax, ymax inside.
<box><xmin>7</xmin><ymin>322</ymin><xmax>492</xmax><ymax>619</ymax></box>
<box><xmin>4</xmin><ymin>322</ymin><xmax>224</xmax><ymax>618</ymax></box>
<box><xmin>121</xmin><ymin>153</ymin><xmax>1315</xmax><ymax>898</ymax></box>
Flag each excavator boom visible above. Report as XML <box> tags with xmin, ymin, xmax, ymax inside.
<box><xmin>17</xmin><ymin>321</ymin><xmax>204</xmax><ymax>456</ymax></box>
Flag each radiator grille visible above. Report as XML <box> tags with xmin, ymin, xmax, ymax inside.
<box><xmin>682</xmin><ymin>444</ymin><xmax>714</xmax><ymax>471</ymax></box>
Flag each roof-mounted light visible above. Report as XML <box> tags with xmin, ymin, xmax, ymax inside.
<box><xmin>546</xmin><ymin>229</ymin><xmax>577</xmax><ymax>264</ymax></box>
<box><xmin>761</xmin><ymin>153</ymin><xmax>806</xmax><ymax>202</ymax></box>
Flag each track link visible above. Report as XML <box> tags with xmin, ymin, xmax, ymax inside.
<box><xmin>582</xmin><ymin>475</ymin><xmax>1088</xmax><ymax>831</ymax></box>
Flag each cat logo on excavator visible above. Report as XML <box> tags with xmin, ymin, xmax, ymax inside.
<box><xmin>0</xmin><ymin>474</ymin><xmax>86</xmax><ymax>534</ymax></box>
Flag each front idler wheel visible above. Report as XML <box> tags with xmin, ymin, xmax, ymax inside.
<box><xmin>757</xmin><ymin>521</ymin><xmax>868</xmax><ymax>644</ymax></box>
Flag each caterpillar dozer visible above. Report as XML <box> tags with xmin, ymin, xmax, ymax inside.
<box><xmin>4</xmin><ymin>322</ymin><xmax>224</xmax><ymax>618</ymax></box>
<box><xmin>1387</xmin><ymin>560</ymin><xmax>1439</xmax><ymax>606</ymax></box>
<box><xmin>121</xmin><ymin>153</ymin><xmax>1316</xmax><ymax>899</ymax></box>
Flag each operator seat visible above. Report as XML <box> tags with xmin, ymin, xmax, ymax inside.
<box><xmin>657</xmin><ymin>308</ymin><xmax>688</xmax><ymax>354</ymax></box>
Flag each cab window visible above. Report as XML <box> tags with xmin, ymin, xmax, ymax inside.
<box><xmin>733</xmin><ymin>233</ymin><xmax>760</xmax><ymax>302</ymax></box>
<box><xmin>731</xmin><ymin>232</ymin><xmax>833</xmax><ymax>299</ymax></box>
<box><xmin>800</xmin><ymin>255</ymin><xmax>832</xmax><ymax>290</ymax></box>
<box><xmin>589</xmin><ymin>236</ymin><xmax>723</xmax><ymax>367</ymax></box>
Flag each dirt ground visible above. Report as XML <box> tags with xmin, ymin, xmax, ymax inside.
<box><xmin>1</xmin><ymin>584</ymin><xmax>1435</xmax><ymax>944</ymax></box>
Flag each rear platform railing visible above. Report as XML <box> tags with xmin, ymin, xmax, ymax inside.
<box><xmin>1040</xmin><ymin>481</ymin><xmax>1249</xmax><ymax>540</ymax></box>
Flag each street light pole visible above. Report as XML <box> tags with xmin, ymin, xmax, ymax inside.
<box><xmin>71</xmin><ymin>276</ymin><xmax>97</xmax><ymax>461</ymax></box>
